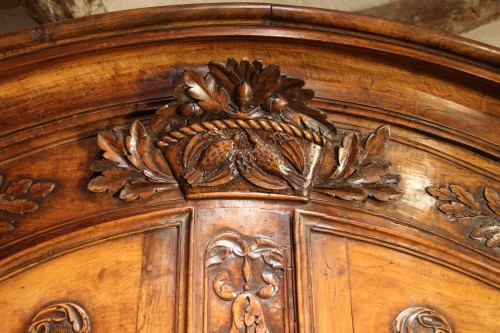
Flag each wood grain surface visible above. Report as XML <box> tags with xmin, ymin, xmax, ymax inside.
<box><xmin>0</xmin><ymin>4</ymin><xmax>497</xmax><ymax>333</ymax></box>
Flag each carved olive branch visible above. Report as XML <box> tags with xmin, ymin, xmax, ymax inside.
<box><xmin>314</xmin><ymin>125</ymin><xmax>403</xmax><ymax>201</ymax></box>
<box><xmin>87</xmin><ymin>121</ymin><xmax>178</xmax><ymax>201</ymax></box>
<box><xmin>427</xmin><ymin>185</ymin><xmax>500</xmax><ymax>248</ymax></box>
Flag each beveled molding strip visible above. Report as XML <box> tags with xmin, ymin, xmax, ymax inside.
<box><xmin>0</xmin><ymin>175</ymin><xmax>55</xmax><ymax>235</ymax></box>
<box><xmin>428</xmin><ymin>184</ymin><xmax>500</xmax><ymax>249</ymax></box>
<box><xmin>393</xmin><ymin>306</ymin><xmax>453</xmax><ymax>333</ymax></box>
<box><xmin>87</xmin><ymin>58</ymin><xmax>403</xmax><ymax>203</ymax></box>
<box><xmin>27</xmin><ymin>302</ymin><xmax>91</xmax><ymax>333</ymax></box>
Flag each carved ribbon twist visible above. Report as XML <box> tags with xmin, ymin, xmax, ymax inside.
<box><xmin>158</xmin><ymin>118</ymin><xmax>329</xmax><ymax>147</ymax></box>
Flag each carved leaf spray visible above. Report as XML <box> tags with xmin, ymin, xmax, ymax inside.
<box><xmin>205</xmin><ymin>232</ymin><xmax>284</xmax><ymax>333</ymax></box>
<box><xmin>428</xmin><ymin>185</ymin><xmax>500</xmax><ymax>248</ymax></box>
<box><xmin>0</xmin><ymin>175</ymin><xmax>55</xmax><ymax>234</ymax></box>
<box><xmin>88</xmin><ymin>58</ymin><xmax>403</xmax><ymax>202</ymax></box>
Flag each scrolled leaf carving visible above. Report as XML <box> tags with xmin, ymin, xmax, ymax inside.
<box><xmin>392</xmin><ymin>306</ymin><xmax>453</xmax><ymax>333</ymax></box>
<box><xmin>88</xmin><ymin>58</ymin><xmax>403</xmax><ymax>202</ymax></box>
<box><xmin>0</xmin><ymin>175</ymin><xmax>55</xmax><ymax>235</ymax></box>
<box><xmin>27</xmin><ymin>302</ymin><xmax>91</xmax><ymax>333</ymax></box>
<box><xmin>205</xmin><ymin>231</ymin><xmax>285</xmax><ymax>333</ymax></box>
<box><xmin>427</xmin><ymin>185</ymin><xmax>500</xmax><ymax>248</ymax></box>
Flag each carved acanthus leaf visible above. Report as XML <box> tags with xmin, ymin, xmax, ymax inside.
<box><xmin>427</xmin><ymin>185</ymin><xmax>500</xmax><ymax>248</ymax></box>
<box><xmin>27</xmin><ymin>302</ymin><xmax>91</xmax><ymax>333</ymax></box>
<box><xmin>0</xmin><ymin>175</ymin><xmax>55</xmax><ymax>235</ymax></box>
<box><xmin>393</xmin><ymin>306</ymin><xmax>452</xmax><ymax>333</ymax></box>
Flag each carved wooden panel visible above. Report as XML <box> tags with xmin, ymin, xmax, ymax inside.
<box><xmin>0</xmin><ymin>209</ymin><xmax>191</xmax><ymax>332</ymax></box>
<box><xmin>190</xmin><ymin>208</ymin><xmax>294</xmax><ymax>333</ymax></box>
<box><xmin>294</xmin><ymin>210</ymin><xmax>500</xmax><ymax>332</ymax></box>
<box><xmin>206</xmin><ymin>232</ymin><xmax>285</xmax><ymax>332</ymax></box>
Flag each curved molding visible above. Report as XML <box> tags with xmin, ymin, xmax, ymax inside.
<box><xmin>27</xmin><ymin>302</ymin><xmax>91</xmax><ymax>333</ymax></box>
<box><xmin>0</xmin><ymin>208</ymin><xmax>191</xmax><ymax>281</ymax></box>
<box><xmin>87</xmin><ymin>58</ymin><xmax>403</xmax><ymax>202</ymax></box>
<box><xmin>1</xmin><ymin>5</ymin><xmax>497</xmax><ymax>161</ymax></box>
<box><xmin>392</xmin><ymin>306</ymin><xmax>453</xmax><ymax>333</ymax></box>
<box><xmin>1</xmin><ymin>4</ymin><xmax>498</xmax><ymax>65</ymax></box>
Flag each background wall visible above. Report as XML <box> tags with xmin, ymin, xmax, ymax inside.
<box><xmin>1</xmin><ymin>0</ymin><xmax>499</xmax><ymax>47</ymax></box>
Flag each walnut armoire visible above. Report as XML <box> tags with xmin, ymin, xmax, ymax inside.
<box><xmin>0</xmin><ymin>4</ymin><xmax>498</xmax><ymax>333</ymax></box>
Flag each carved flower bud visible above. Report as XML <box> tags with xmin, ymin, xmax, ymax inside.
<box><xmin>237</xmin><ymin>82</ymin><xmax>252</xmax><ymax>100</ymax></box>
<box><xmin>236</xmin><ymin>82</ymin><xmax>252</xmax><ymax>111</ymax></box>
<box><xmin>262</xmin><ymin>96</ymin><xmax>288</xmax><ymax>113</ymax></box>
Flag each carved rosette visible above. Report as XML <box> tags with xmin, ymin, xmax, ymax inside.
<box><xmin>392</xmin><ymin>306</ymin><xmax>453</xmax><ymax>333</ymax></box>
<box><xmin>27</xmin><ymin>302</ymin><xmax>91</xmax><ymax>333</ymax></box>
<box><xmin>0</xmin><ymin>175</ymin><xmax>55</xmax><ymax>234</ymax></box>
<box><xmin>205</xmin><ymin>232</ymin><xmax>285</xmax><ymax>333</ymax></box>
<box><xmin>88</xmin><ymin>58</ymin><xmax>403</xmax><ymax>202</ymax></box>
<box><xmin>427</xmin><ymin>185</ymin><xmax>500</xmax><ymax>248</ymax></box>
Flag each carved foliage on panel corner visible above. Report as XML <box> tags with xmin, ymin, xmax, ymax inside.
<box><xmin>88</xmin><ymin>58</ymin><xmax>403</xmax><ymax>201</ymax></box>
<box><xmin>393</xmin><ymin>306</ymin><xmax>453</xmax><ymax>333</ymax></box>
<box><xmin>27</xmin><ymin>302</ymin><xmax>91</xmax><ymax>333</ymax></box>
<box><xmin>0</xmin><ymin>175</ymin><xmax>55</xmax><ymax>234</ymax></box>
<box><xmin>205</xmin><ymin>232</ymin><xmax>285</xmax><ymax>333</ymax></box>
<box><xmin>427</xmin><ymin>185</ymin><xmax>500</xmax><ymax>248</ymax></box>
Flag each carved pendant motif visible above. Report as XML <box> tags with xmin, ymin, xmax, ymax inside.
<box><xmin>393</xmin><ymin>306</ymin><xmax>453</xmax><ymax>333</ymax></box>
<box><xmin>0</xmin><ymin>175</ymin><xmax>55</xmax><ymax>234</ymax></box>
<box><xmin>427</xmin><ymin>185</ymin><xmax>500</xmax><ymax>248</ymax></box>
<box><xmin>205</xmin><ymin>232</ymin><xmax>285</xmax><ymax>333</ymax></box>
<box><xmin>88</xmin><ymin>58</ymin><xmax>403</xmax><ymax>201</ymax></box>
<box><xmin>27</xmin><ymin>302</ymin><xmax>91</xmax><ymax>333</ymax></box>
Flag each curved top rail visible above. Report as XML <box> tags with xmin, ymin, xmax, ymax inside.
<box><xmin>0</xmin><ymin>3</ymin><xmax>498</xmax><ymax>66</ymax></box>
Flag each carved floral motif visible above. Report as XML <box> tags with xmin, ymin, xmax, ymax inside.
<box><xmin>0</xmin><ymin>175</ymin><xmax>55</xmax><ymax>234</ymax></box>
<box><xmin>88</xmin><ymin>58</ymin><xmax>403</xmax><ymax>201</ymax></box>
<box><xmin>27</xmin><ymin>302</ymin><xmax>91</xmax><ymax>333</ymax></box>
<box><xmin>427</xmin><ymin>185</ymin><xmax>500</xmax><ymax>248</ymax></box>
<box><xmin>392</xmin><ymin>306</ymin><xmax>453</xmax><ymax>333</ymax></box>
<box><xmin>205</xmin><ymin>232</ymin><xmax>285</xmax><ymax>333</ymax></box>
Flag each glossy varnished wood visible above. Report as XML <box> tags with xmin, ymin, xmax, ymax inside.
<box><xmin>0</xmin><ymin>3</ymin><xmax>498</xmax><ymax>333</ymax></box>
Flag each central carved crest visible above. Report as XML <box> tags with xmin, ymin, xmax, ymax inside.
<box><xmin>88</xmin><ymin>58</ymin><xmax>403</xmax><ymax>202</ymax></box>
<box><xmin>153</xmin><ymin>58</ymin><xmax>334</xmax><ymax>198</ymax></box>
